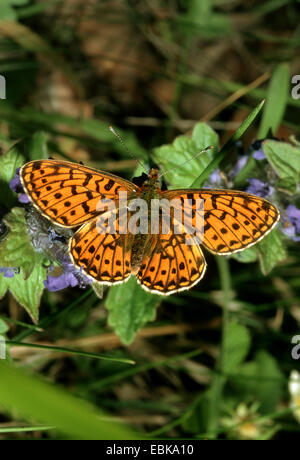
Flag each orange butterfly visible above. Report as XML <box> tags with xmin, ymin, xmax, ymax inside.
<box><xmin>20</xmin><ymin>160</ymin><xmax>280</xmax><ymax>295</ymax></box>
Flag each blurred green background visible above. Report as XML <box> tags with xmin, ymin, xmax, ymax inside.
<box><xmin>0</xmin><ymin>0</ymin><xmax>299</xmax><ymax>440</ymax></box>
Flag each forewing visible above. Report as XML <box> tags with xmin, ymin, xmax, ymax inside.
<box><xmin>163</xmin><ymin>189</ymin><xmax>280</xmax><ymax>254</ymax></box>
<box><xmin>21</xmin><ymin>159</ymin><xmax>138</xmax><ymax>227</ymax></box>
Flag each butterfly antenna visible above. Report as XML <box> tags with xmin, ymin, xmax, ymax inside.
<box><xmin>158</xmin><ymin>145</ymin><xmax>214</xmax><ymax>179</ymax></box>
<box><xmin>109</xmin><ymin>126</ymin><xmax>147</xmax><ymax>172</ymax></box>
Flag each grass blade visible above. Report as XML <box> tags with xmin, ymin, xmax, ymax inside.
<box><xmin>258</xmin><ymin>63</ymin><xmax>290</xmax><ymax>138</ymax></box>
<box><xmin>7</xmin><ymin>341</ymin><xmax>135</xmax><ymax>364</ymax></box>
<box><xmin>0</xmin><ymin>360</ymin><xmax>138</xmax><ymax>440</ymax></box>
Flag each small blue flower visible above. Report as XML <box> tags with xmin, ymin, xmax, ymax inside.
<box><xmin>210</xmin><ymin>169</ymin><xmax>222</xmax><ymax>184</ymax></box>
<box><xmin>230</xmin><ymin>155</ymin><xmax>248</xmax><ymax>178</ymax></box>
<box><xmin>18</xmin><ymin>193</ymin><xmax>30</xmax><ymax>204</ymax></box>
<box><xmin>205</xmin><ymin>169</ymin><xmax>223</xmax><ymax>188</ymax></box>
<box><xmin>246</xmin><ymin>178</ymin><xmax>274</xmax><ymax>198</ymax></box>
<box><xmin>9</xmin><ymin>168</ymin><xmax>22</xmax><ymax>192</ymax></box>
<box><xmin>252</xmin><ymin>148</ymin><xmax>266</xmax><ymax>160</ymax></box>
<box><xmin>281</xmin><ymin>205</ymin><xmax>300</xmax><ymax>242</ymax></box>
<box><xmin>44</xmin><ymin>250</ymin><xmax>92</xmax><ymax>292</ymax></box>
<box><xmin>248</xmin><ymin>140</ymin><xmax>266</xmax><ymax>161</ymax></box>
<box><xmin>9</xmin><ymin>168</ymin><xmax>30</xmax><ymax>204</ymax></box>
<box><xmin>44</xmin><ymin>272</ymin><xmax>79</xmax><ymax>292</ymax></box>
<box><xmin>0</xmin><ymin>267</ymin><xmax>17</xmax><ymax>278</ymax></box>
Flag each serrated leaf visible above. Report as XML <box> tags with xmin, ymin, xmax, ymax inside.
<box><xmin>0</xmin><ymin>145</ymin><xmax>25</xmax><ymax>209</ymax></box>
<box><xmin>0</xmin><ymin>208</ymin><xmax>46</xmax><ymax>322</ymax></box>
<box><xmin>258</xmin><ymin>63</ymin><xmax>290</xmax><ymax>138</ymax></box>
<box><xmin>106</xmin><ymin>277</ymin><xmax>161</xmax><ymax>345</ymax></box>
<box><xmin>257</xmin><ymin>229</ymin><xmax>286</xmax><ymax>275</ymax></box>
<box><xmin>222</xmin><ymin>321</ymin><xmax>251</xmax><ymax>374</ymax></box>
<box><xmin>7</xmin><ymin>265</ymin><xmax>47</xmax><ymax>323</ymax></box>
<box><xmin>152</xmin><ymin>122</ymin><xmax>218</xmax><ymax>188</ymax></box>
<box><xmin>0</xmin><ymin>208</ymin><xmax>45</xmax><ymax>279</ymax></box>
<box><xmin>263</xmin><ymin>140</ymin><xmax>300</xmax><ymax>193</ymax></box>
<box><xmin>231</xmin><ymin>246</ymin><xmax>258</xmax><ymax>264</ymax></box>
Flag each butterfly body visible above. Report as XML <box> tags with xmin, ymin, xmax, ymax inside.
<box><xmin>20</xmin><ymin>160</ymin><xmax>280</xmax><ymax>295</ymax></box>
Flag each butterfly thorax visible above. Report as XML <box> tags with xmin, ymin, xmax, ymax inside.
<box><xmin>138</xmin><ymin>168</ymin><xmax>160</xmax><ymax>197</ymax></box>
<box><xmin>130</xmin><ymin>169</ymin><xmax>161</xmax><ymax>273</ymax></box>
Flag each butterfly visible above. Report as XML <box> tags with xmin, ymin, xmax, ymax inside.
<box><xmin>20</xmin><ymin>159</ymin><xmax>280</xmax><ymax>295</ymax></box>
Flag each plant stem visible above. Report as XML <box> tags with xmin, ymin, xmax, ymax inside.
<box><xmin>207</xmin><ymin>256</ymin><xmax>232</xmax><ymax>435</ymax></box>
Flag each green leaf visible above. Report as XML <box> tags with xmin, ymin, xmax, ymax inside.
<box><xmin>0</xmin><ymin>0</ymin><xmax>29</xmax><ymax>21</ymax></box>
<box><xmin>182</xmin><ymin>390</ymin><xmax>215</xmax><ymax>435</ymax></box>
<box><xmin>222</xmin><ymin>321</ymin><xmax>251</xmax><ymax>374</ymax></box>
<box><xmin>258</xmin><ymin>64</ymin><xmax>290</xmax><ymax>138</ymax></box>
<box><xmin>231</xmin><ymin>351</ymin><xmax>284</xmax><ymax>414</ymax></box>
<box><xmin>0</xmin><ymin>208</ymin><xmax>47</xmax><ymax>322</ymax></box>
<box><xmin>0</xmin><ymin>207</ymin><xmax>44</xmax><ymax>279</ymax></box>
<box><xmin>263</xmin><ymin>140</ymin><xmax>300</xmax><ymax>193</ymax></box>
<box><xmin>0</xmin><ymin>4</ymin><xmax>16</xmax><ymax>21</ymax></box>
<box><xmin>0</xmin><ymin>274</ymin><xmax>8</xmax><ymax>299</ymax></box>
<box><xmin>152</xmin><ymin>122</ymin><xmax>218</xmax><ymax>188</ymax></box>
<box><xmin>191</xmin><ymin>100</ymin><xmax>265</xmax><ymax>187</ymax></box>
<box><xmin>7</xmin><ymin>264</ymin><xmax>46</xmax><ymax>323</ymax></box>
<box><xmin>231</xmin><ymin>246</ymin><xmax>258</xmax><ymax>264</ymax></box>
<box><xmin>0</xmin><ymin>318</ymin><xmax>8</xmax><ymax>334</ymax></box>
<box><xmin>257</xmin><ymin>229</ymin><xmax>286</xmax><ymax>275</ymax></box>
<box><xmin>28</xmin><ymin>131</ymin><xmax>48</xmax><ymax>160</ymax></box>
<box><xmin>106</xmin><ymin>277</ymin><xmax>161</xmax><ymax>345</ymax></box>
<box><xmin>0</xmin><ymin>145</ymin><xmax>25</xmax><ymax>209</ymax></box>
<box><xmin>0</xmin><ymin>360</ymin><xmax>138</xmax><ymax>440</ymax></box>
<box><xmin>92</xmin><ymin>282</ymin><xmax>104</xmax><ymax>299</ymax></box>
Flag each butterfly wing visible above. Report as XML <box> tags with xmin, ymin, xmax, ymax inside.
<box><xmin>162</xmin><ymin>189</ymin><xmax>279</xmax><ymax>254</ymax></box>
<box><xmin>70</xmin><ymin>207</ymin><xmax>133</xmax><ymax>284</ymax></box>
<box><xmin>21</xmin><ymin>159</ymin><xmax>138</xmax><ymax>227</ymax></box>
<box><xmin>137</xmin><ymin>232</ymin><xmax>206</xmax><ymax>295</ymax></box>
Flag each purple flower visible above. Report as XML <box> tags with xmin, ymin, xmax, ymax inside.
<box><xmin>18</xmin><ymin>193</ymin><xmax>30</xmax><ymax>204</ymax></box>
<box><xmin>248</xmin><ymin>139</ymin><xmax>267</xmax><ymax>161</ymax></box>
<box><xmin>230</xmin><ymin>155</ymin><xmax>248</xmax><ymax>178</ymax></box>
<box><xmin>9</xmin><ymin>168</ymin><xmax>30</xmax><ymax>203</ymax></box>
<box><xmin>0</xmin><ymin>267</ymin><xmax>17</xmax><ymax>278</ymax></box>
<box><xmin>44</xmin><ymin>272</ymin><xmax>79</xmax><ymax>292</ymax></box>
<box><xmin>287</xmin><ymin>205</ymin><xmax>300</xmax><ymax>232</ymax></box>
<box><xmin>44</xmin><ymin>250</ymin><xmax>92</xmax><ymax>292</ymax></box>
<box><xmin>253</xmin><ymin>148</ymin><xmax>266</xmax><ymax>160</ymax></box>
<box><xmin>210</xmin><ymin>169</ymin><xmax>222</xmax><ymax>184</ymax></box>
<box><xmin>281</xmin><ymin>205</ymin><xmax>300</xmax><ymax>242</ymax></box>
<box><xmin>246</xmin><ymin>178</ymin><xmax>274</xmax><ymax>198</ymax></box>
<box><xmin>205</xmin><ymin>169</ymin><xmax>223</xmax><ymax>188</ymax></box>
<box><xmin>9</xmin><ymin>168</ymin><xmax>22</xmax><ymax>192</ymax></box>
<box><xmin>24</xmin><ymin>207</ymin><xmax>92</xmax><ymax>292</ymax></box>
